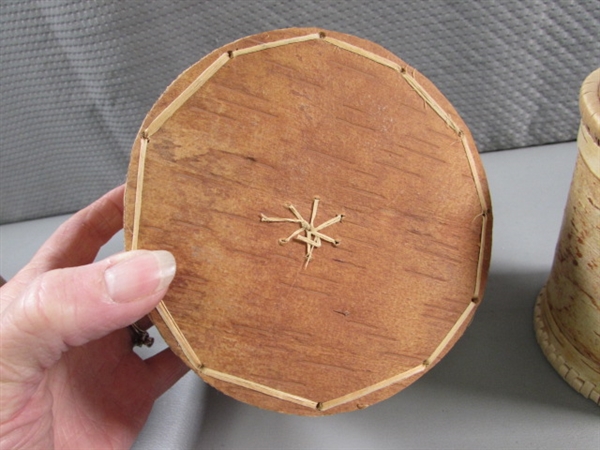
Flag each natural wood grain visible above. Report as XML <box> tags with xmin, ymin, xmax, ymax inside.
<box><xmin>124</xmin><ymin>28</ymin><xmax>493</xmax><ymax>415</ymax></box>
<box><xmin>534</xmin><ymin>69</ymin><xmax>600</xmax><ymax>406</ymax></box>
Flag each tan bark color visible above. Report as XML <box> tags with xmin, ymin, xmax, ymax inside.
<box><xmin>535</xmin><ymin>68</ymin><xmax>600</xmax><ymax>406</ymax></box>
<box><xmin>124</xmin><ymin>28</ymin><xmax>492</xmax><ymax>415</ymax></box>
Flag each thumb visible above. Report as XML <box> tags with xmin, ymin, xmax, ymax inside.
<box><xmin>1</xmin><ymin>250</ymin><xmax>176</xmax><ymax>377</ymax></box>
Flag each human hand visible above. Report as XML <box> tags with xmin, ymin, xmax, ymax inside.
<box><xmin>0</xmin><ymin>185</ymin><xmax>189</xmax><ymax>449</ymax></box>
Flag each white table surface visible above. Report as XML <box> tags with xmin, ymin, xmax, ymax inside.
<box><xmin>1</xmin><ymin>141</ymin><xmax>599</xmax><ymax>449</ymax></box>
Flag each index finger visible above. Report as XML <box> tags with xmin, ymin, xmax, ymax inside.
<box><xmin>18</xmin><ymin>185</ymin><xmax>126</xmax><ymax>283</ymax></box>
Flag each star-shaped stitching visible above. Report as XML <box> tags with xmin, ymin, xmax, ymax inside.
<box><xmin>261</xmin><ymin>197</ymin><xmax>343</xmax><ymax>268</ymax></box>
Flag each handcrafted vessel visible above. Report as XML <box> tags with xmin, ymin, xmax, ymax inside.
<box><xmin>124</xmin><ymin>28</ymin><xmax>492</xmax><ymax>415</ymax></box>
<box><xmin>534</xmin><ymin>68</ymin><xmax>600</xmax><ymax>405</ymax></box>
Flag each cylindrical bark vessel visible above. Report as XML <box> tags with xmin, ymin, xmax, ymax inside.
<box><xmin>534</xmin><ymin>68</ymin><xmax>600</xmax><ymax>405</ymax></box>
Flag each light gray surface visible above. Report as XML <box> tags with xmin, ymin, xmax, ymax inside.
<box><xmin>2</xmin><ymin>1</ymin><xmax>600</xmax><ymax>224</ymax></box>
<box><xmin>1</xmin><ymin>141</ymin><xmax>598</xmax><ymax>449</ymax></box>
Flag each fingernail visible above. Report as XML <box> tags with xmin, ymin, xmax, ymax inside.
<box><xmin>105</xmin><ymin>250</ymin><xmax>176</xmax><ymax>303</ymax></box>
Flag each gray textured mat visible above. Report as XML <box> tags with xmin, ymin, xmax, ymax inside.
<box><xmin>1</xmin><ymin>1</ymin><xmax>599</xmax><ymax>223</ymax></box>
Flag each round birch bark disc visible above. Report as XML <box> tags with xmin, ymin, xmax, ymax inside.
<box><xmin>124</xmin><ymin>28</ymin><xmax>492</xmax><ymax>415</ymax></box>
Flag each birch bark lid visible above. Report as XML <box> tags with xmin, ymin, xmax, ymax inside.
<box><xmin>579</xmin><ymin>68</ymin><xmax>600</xmax><ymax>178</ymax></box>
<box><xmin>124</xmin><ymin>28</ymin><xmax>492</xmax><ymax>415</ymax></box>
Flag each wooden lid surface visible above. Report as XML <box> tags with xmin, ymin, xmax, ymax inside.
<box><xmin>124</xmin><ymin>28</ymin><xmax>492</xmax><ymax>415</ymax></box>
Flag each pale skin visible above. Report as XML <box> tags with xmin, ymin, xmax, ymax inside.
<box><xmin>0</xmin><ymin>185</ymin><xmax>189</xmax><ymax>449</ymax></box>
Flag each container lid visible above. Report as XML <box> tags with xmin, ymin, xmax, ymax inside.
<box><xmin>124</xmin><ymin>28</ymin><xmax>492</xmax><ymax>415</ymax></box>
<box><xmin>579</xmin><ymin>67</ymin><xmax>600</xmax><ymax>178</ymax></box>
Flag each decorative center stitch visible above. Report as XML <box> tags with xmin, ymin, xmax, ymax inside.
<box><xmin>261</xmin><ymin>197</ymin><xmax>343</xmax><ymax>268</ymax></box>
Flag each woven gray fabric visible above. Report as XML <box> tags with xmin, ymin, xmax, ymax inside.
<box><xmin>1</xmin><ymin>1</ymin><xmax>599</xmax><ymax>223</ymax></box>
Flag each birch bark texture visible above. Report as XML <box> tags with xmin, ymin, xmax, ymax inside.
<box><xmin>535</xmin><ymin>68</ymin><xmax>600</xmax><ymax>406</ymax></box>
<box><xmin>124</xmin><ymin>28</ymin><xmax>492</xmax><ymax>415</ymax></box>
